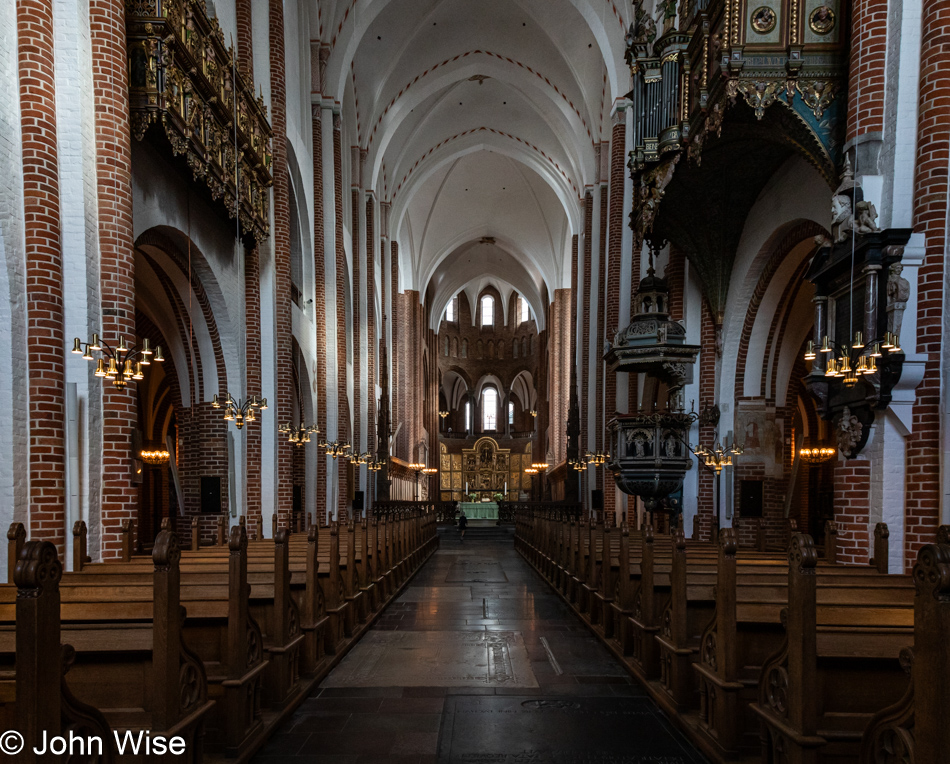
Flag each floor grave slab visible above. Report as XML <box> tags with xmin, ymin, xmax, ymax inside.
<box><xmin>438</xmin><ymin>695</ymin><xmax>706</xmax><ymax>764</ymax></box>
<box><xmin>322</xmin><ymin>631</ymin><xmax>539</xmax><ymax>688</ymax></box>
<box><xmin>396</xmin><ymin>587</ymin><xmax>475</xmax><ymax>602</ymax></box>
<box><xmin>445</xmin><ymin>560</ymin><xmax>509</xmax><ymax>583</ymax></box>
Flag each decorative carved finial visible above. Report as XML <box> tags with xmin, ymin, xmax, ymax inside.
<box><xmin>8</xmin><ymin>522</ymin><xmax>25</xmax><ymax>544</ymax></box>
<box><xmin>789</xmin><ymin>533</ymin><xmax>818</xmax><ymax>572</ymax></box>
<box><xmin>720</xmin><ymin>528</ymin><xmax>738</xmax><ymax>555</ymax></box>
<box><xmin>674</xmin><ymin>526</ymin><xmax>686</xmax><ymax>550</ymax></box>
<box><xmin>644</xmin><ymin>524</ymin><xmax>655</xmax><ymax>543</ymax></box>
<box><xmin>153</xmin><ymin>529</ymin><xmax>181</xmax><ymax>570</ymax></box>
<box><xmin>913</xmin><ymin>544</ymin><xmax>950</xmax><ymax>600</ymax></box>
<box><xmin>13</xmin><ymin>540</ymin><xmax>63</xmax><ymax>594</ymax></box>
<box><xmin>874</xmin><ymin>522</ymin><xmax>889</xmax><ymax>540</ymax></box>
<box><xmin>275</xmin><ymin>528</ymin><xmax>288</xmax><ymax>545</ymax></box>
<box><xmin>308</xmin><ymin>524</ymin><xmax>319</xmax><ymax>542</ymax></box>
<box><xmin>229</xmin><ymin>523</ymin><xmax>248</xmax><ymax>553</ymax></box>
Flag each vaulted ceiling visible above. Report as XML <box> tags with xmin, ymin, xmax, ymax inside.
<box><xmin>319</xmin><ymin>0</ymin><xmax>631</xmax><ymax>322</ymax></box>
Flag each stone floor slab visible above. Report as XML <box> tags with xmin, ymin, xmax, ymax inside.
<box><xmin>322</xmin><ymin>630</ymin><xmax>539</xmax><ymax>688</ymax></box>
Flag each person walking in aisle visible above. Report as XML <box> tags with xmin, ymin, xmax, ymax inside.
<box><xmin>458</xmin><ymin>512</ymin><xmax>468</xmax><ymax>542</ymax></box>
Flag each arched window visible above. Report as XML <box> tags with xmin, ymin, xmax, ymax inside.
<box><xmin>461</xmin><ymin>339</ymin><xmax>468</xmax><ymax>358</ymax></box>
<box><xmin>482</xmin><ymin>388</ymin><xmax>498</xmax><ymax>431</ymax></box>
<box><xmin>508</xmin><ymin>401</ymin><xmax>514</xmax><ymax>426</ymax></box>
<box><xmin>445</xmin><ymin>296</ymin><xmax>457</xmax><ymax>323</ymax></box>
<box><xmin>476</xmin><ymin>340</ymin><xmax>483</xmax><ymax>358</ymax></box>
<box><xmin>481</xmin><ymin>295</ymin><xmax>494</xmax><ymax>327</ymax></box>
<box><xmin>451</xmin><ymin>338</ymin><xmax>458</xmax><ymax>357</ymax></box>
<box><xmin>497</xmin><ymin>340</ymin><xmax>504</xmax><ymax>359</ymax></box>
<box><xmin>519</xmin><ymin>296</ymin><xmax>529</xmax><ymax>324</ymax></box>
<box><xmin>512</xmin><ymin>339</ymin><xmax>519</xmax><ymax>359</ymax></box>
<box><xmin>464</xmin><ymin>401</ymin><xmax>472</xmax><ymax>431</ymax></box>
<box><xmin>521</xmin><ymin>337</ymin><xmax>527</xmax><ymax>357</ymax></box>
<box><xmin>487</xmin><ymin>340</ymin><xmax>495</xmax><ymax>358</ymax></box>
<box><xmin>443</xmin><ymin>336</ymin><xmax>449</xmax><ymax>356</ymax></box>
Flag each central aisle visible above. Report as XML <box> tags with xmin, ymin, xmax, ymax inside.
<box><xmin>252</xmin><ymin>533</ymin><xmax>707</xmax><ymax>763</ymax></box>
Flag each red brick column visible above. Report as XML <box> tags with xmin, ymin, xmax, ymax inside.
<box><xmin>235</xmin><ymin>0</ymin><xmax>253</xmax><ymax>79</ymax></box>
<box><xmin>366</xmin><ymin>195</ymin><xmax>376</xmax><ymax>463</ymax></box>
<box><xmin>90</xmin><ymin>0</ymin><xmax>136</xmax><ymax>559</ymax></box>
<box><xmin>847</xmin><ymin>0</ymin><xmax>887</xmax><ymax>140</ymax></box>
<box><xmin>270</xmin><ymin>0</ymin><xmax>293</xmax><ymax>531</ymax></box>
<box><xmin>580</xmin><ymin>192</ymin><xmax>593</xmax><ymax>457</ymax></box>
<box><xmin>596</xmin><ymin>181</ymin><xmax>608</xmax><ymax>495</ymax></box>
<box><xmin>603</xmin><ymin>115</ymin><xmax>626</xmax><ymax>524</ymax></box>
<box><xmin>244</xmin><ymin>247</ymin><xmax>262</xmax><ymax>535</ymax></box>
<box><xmin>333</xmin><ymin>114</ymin><xmax>348</xmax><ymax>519</ymax></box>
<box><xmin>696</xmin><ymin>300</ymin><xmax>717</xmax><ymax>540</ymax></box>
<box><xmin>391</xmin><ymin>242</ymin><xmax>402</xmax><ymax>459</ymax></box>
<box><xmin>311</xmin><ymin>105</ymin><xmax>327</xmax><ymax>521</ymax></box>
<box><xmin>236</xmin><ymin>0</ymin><xmax>258</xmax><ymax>527</ymax></box>
<box><xmin>19</xmin><ymin>0</ymin><xmax>66</xmax><ymax>553</ymax></box>
<box><xmin>628</xmin><ymin>234</ymin><xmax>643</xmax><ymax>412</ymax></box>
<box><xmin>833</xmin><ymin>460</ymin><xmax>871</xmax><ymax>564</ymax></box>
<box><xmin>351</xmin><ymin>184</ymin><xmax>361</xmax><ymax>453</ymax></box>
<box><xmin>904</xmin><ymin>0</ymin><xmax>950</xmax><ymax>569</ymax></box>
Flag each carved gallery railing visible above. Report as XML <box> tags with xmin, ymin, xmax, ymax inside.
<box><xmin>127</xmin><ymin>0</ymin><xmax>273</xmax><ymax>245</ymax></box>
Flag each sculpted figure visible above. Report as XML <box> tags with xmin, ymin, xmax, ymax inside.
<box><xmin>886</xmin><ymin>262</ymin><xmax>910</xmax><ymax>338</ymax></box>
<box><xmin>831</xmin><ymin>193</ymin><xmax>853</xmax><ymax>243</ymax></box>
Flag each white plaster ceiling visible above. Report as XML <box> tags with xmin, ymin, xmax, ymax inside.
<box><xmin>319</xmin><ymin>0</ymin><xmax>630</xmax><ymax>319</ymax></box>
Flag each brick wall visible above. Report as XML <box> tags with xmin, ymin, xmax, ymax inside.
<box><xmin>20</xmin><ymin>0</ymin><xmax>66</xmax><ymax>554</ymax></box>
<box><xmin>90</xmin><ymin>0</ymin><xmax>136</xmax><ymax>559</ymax></box>
<box><xmin>833</xmin><ymin>459</ymin><xmax>871</xmax><ymax>564</ymax></box>
<box><xmin>906</xmin><ymin>0</ymin><xmax>950</xmax><ymax>569</ymax></box>
<box><xmin>235</xmin><ymin>0</ymin><xmax>253</xmax><ymax>79</ymax></box>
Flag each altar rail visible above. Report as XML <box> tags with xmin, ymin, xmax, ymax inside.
<box><xmin>373</xmin><ymin>500</ymin><xmax>459</xmax><ymax>524</ymax></box>
<box><xmin>497</xmin><ymin>501</ymin><xmax>584</xmax><ymax>524</ymax></box>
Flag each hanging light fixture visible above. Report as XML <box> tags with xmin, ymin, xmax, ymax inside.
<box><xmin>72</xmin><ymin>334</ymin><xmax>163</xmax><ymax>388</ymax></box>
<box><xmin>439</xmin><ymin>410</ymin><xmax>449</xmax><ymax>419</ymax></box>
<box><xmin>139</xmin><ymin>448</ymin><xmax>170</xmax><ymax>465</ymax></box>
<box><xmin>799</xmin><ymin>445</ymin><xmax>837</xmax><ymax>464</ymax></box>
<box><xmin>531</xmin><ymin>461</ymin><xmax>549</xmax><ymax>470</ymax></box>
<box><xmin>422</xmin><ymin>466</ymin><xmax>438</xmax><ymax>476</ymax></box>
<box><xmin>322</xmin><ymin>441</ymin><xmax>352</xmax><ymax>459</ymax></box>
<box><xmin>212</xmin><ymin>392</ymin><xmax>267</xmax><ymax>430</ymax></box>
<box><xmin>279</xmin><ymin>423</ymin><xmax>319</xmax><ymax>446</ymax></box>
<box><xmin>690</xmin><ymin>439</ymin><xmax>743</xmax><ymax>475</ymax></box>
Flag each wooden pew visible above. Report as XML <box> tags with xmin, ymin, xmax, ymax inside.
<box><xmin>750</xmin><ymin>534</ymin><xmax>914</xmax><ymax>762</ymax></box>
<box><xmin>0</xmin><ymin>540</ymin><xmax>114</xmax><ymax>764</ymax></box>
<box><xmin>860</xmin><ymin>542</ymin><xmax>950</xmax><ymax>764</ymax></box>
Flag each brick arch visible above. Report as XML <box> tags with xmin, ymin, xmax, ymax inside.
<box><xmin>134</xmin><ymin>227</ymin><xmax>229</xmax><ymax>400</ymax></box>
<box><xmin>733</xmin><ymin>220</ymin><xmax>825</xmax><ymax>401</ymax></box>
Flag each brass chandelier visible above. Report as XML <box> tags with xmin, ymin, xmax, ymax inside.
<box><xmin>805</xmin><ymin>331</ymin><xmax>902</xmax><ymax>388</ymax></box>
<box><xmin>72</xmin><ymin>334</ymin><xmax>164</xmax><ymax>388</ymax></box>
<box><xmin>692</xmin><ymin>439</ymin><xmax>743</xmax><ymax>474</ymax></box>
<box><xmin>279</xmin><ymin>423</ymin><xmax>319</xmax><ymax>446</ymax></box>
<box><xmin>212</xmin><ymin>392</ymin><xmax>267</xmax><ymax>429</ymax></box>
<box><xmin>799</xmin><ymin>445</ymin><xmax>836</xmax><ymax>464</ymax></box>
<box><xmin>569</xmin><ymin>451</ymin><xmax>608</xmax><ymax>471</ymax></box>
<box><xmin>140</xmin><ymin>448</ymin><xmax>170</xmax><ymax>465</ymax></box>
